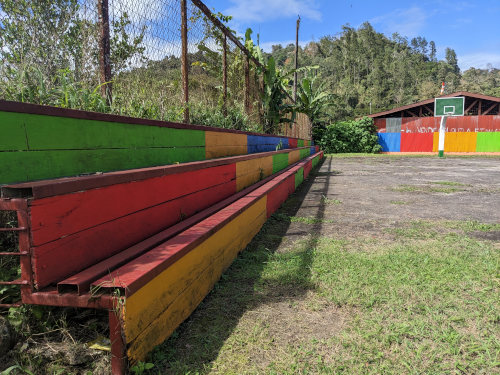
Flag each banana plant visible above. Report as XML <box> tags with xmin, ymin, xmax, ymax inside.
<box><xmin>261</xmin><ymin>56</ymin><xmax>296</xmax><ymax>133</ymax></box>
<box><xmin>295</xmin><ymin>70</ymin><xmax>332</xmax><ymax>126</ymax></box>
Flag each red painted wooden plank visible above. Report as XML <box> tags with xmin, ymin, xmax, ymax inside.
<box><xmin>92</xmin><ymin>152</ymin><xmax>323</xmax><ymax>295</ymax></box>
<box><xmin>57</xmin><ymin>165</ymin><xmax>287</xmax><ymax>294</ymax></box>
<box><xmin>30</xmin><ymin>164</ymin><xmax>236</xmax><ymax>246</ymax></box>
<box><xmin>288</xmin><ymin>138</ymin><xmax>298</xmax><ymax>148</ymax></box>
<box><xmin>32</xmin><ymin>179</ymin><xmax>237</xmax><ymax>289</ymax></box>
<box><xmin>266</xmin><ymin>175</ymin><xmax>295</xmax><ymax>217</ymax></box>
<box><xmin>92</xmin><ymin>194</ymin><xmax>262</xmax><ymax>295</ymax></box>
<box><xmin>303</xmin><ymin>160</ymin><xmax>312</xmax><ymax>179</ymax></box>
<box><xmin>2</xmin><ymin>147</ymin><xmax>305</xmax><ymax>199</ymax></box>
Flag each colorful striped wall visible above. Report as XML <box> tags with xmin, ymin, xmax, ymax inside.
<box><xmin>89</xmin><ymin>151</ymin><xmax>324</xmax><ymax>362</ymax></box>
<box><xmin>376</xmin><ymin>115</ymin><xmax>500</xmax><ymax>152</ymax></box>
<box><xmin>0</xmin><ymin>101</ymin><xmax>313</xmax><ymax>184</ymax></box>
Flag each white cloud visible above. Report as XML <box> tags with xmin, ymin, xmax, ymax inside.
<box><xmin>458</xmin><ymin>52</ymin><xmax>500</xmax><ymax>70</ymax></box>
<box><xmin>224</xmin><ymin>0</ymin><xmax>321</xmax><ymax>23</ymax></box>
<box><xmin>370</xmin><ymin>6</ymin><xmax>428</xmax><ymax>38</ymax></box>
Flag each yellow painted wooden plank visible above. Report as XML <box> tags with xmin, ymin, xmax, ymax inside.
<box><xmin>123</xmin><ymin>196</ymin><xmax>268</xmax><ymax>350</ymax></box>
<box><xmin>288</xmin><ymin>149</ymin><xmax>300</xmax><ymax>165</ymax></box>
<box><xmin>205</xmin><ymin>131</ymin><xmax>247</xmax><ymax>159</ymax></box>
<box><xmin>235</xmin><ymin>156</ymin><xmax>273</xmax><ymax>191</ymax></box>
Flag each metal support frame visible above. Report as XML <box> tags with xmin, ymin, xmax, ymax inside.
<box><xmin>110</xmin><ymin>310</ymin><xmax>127</xmax><ymax>375</ymax></box>
<box><xmin>0</xmin><ymin>199</ymin><xmax>32</xmax><ymax>307</ymax></box>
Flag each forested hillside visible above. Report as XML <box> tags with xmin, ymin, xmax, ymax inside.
<box><xmin>268</xmin><ymin>22</ymin><xmax>500</xmax><ymax>120</ymax></box>
<box><xmin>1</xmin><ymin>1</ymin><xmax>498</xmax><ymax>128</ymax></box>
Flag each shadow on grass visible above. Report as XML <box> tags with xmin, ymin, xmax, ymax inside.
<box><xmin>150</xmin><ymin>157</ymin><xmax>339</xmax><ymax>374</ymax></box>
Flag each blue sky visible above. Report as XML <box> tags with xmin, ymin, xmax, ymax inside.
<box><xmin>204</xmin><ymin>0</ymin><xmax>500</xmax><ymax>71</ymax></box>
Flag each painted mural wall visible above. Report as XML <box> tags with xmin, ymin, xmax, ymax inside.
<box><xmin>375</xmin><ymin>116</ymin><xmax>500</xmax><ymax>152</ymax></box>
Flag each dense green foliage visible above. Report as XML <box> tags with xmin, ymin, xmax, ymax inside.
<box><xmin>1</xmin><ymin>2</ymin><xmax>498</xmax><ymax>136</ymax></box>
<box><xmin>0</xmin><ymin>0</ymin><xmax>260</xmax><ymax>131</ymax></box>
<box><xmin>269</xmin><ymin>22</ymin><xmax>500</xmax><ymax>120</ymax></box>
<box><xmin>317</xmin><ymin>117</ymin><xmax>381</xmax><ymax>154</ymax></box>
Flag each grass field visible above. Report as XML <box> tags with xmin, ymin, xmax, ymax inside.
<box><xmin>149</xmin><ymin>215</ymin><xmax>500</xmax><ymax>374</ymax></box>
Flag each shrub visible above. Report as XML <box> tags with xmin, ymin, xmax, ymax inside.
<box><xmin>318</xmin><ymin>117</ymin><xmax>381</xmax><ymax>153</ymax></box>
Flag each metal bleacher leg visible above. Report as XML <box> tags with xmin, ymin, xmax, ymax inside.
<box><xmin>109</xmin><ymin>310</ymin><xmax>127</xmax><ymax>375</ymax></box>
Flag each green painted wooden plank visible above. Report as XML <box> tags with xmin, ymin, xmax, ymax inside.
<box><xmin>295</xmin><ymin>167</ymin><xmax>304</xmax><ymax>189</ymax></box>
<box><xmin>299</xmin><ymin>148</ymin><xmax>309</xmax><ymax>159</ymax></box>
<box><xmin>0</xmin><ymin>112</ymin><xmax>29</xmax><ymax>151</ymax></box>
<box><xmin>476</xmin><ymin>132</ymin><xmax>500</xmax><ymax>152</ymax></box>
<box><xmin>297</xmin><ymin>139</ymin><xmax>304</xmax><ymax>147</ymax></box>
<box><xmin>272</xmin><ymin>153</ymin><xmax>289</xmax><ymax>174</ymax></box>
<box><xmin>312</xmin><ymin>155</ymin><xmax>319</xmax><ymax>168</ymax></box>
<box><xmin>0</xmin><ymin>147</ymin><xmax>206</xmax><ymax>184</ymax></box>
<box><xmin>4</xmin><ymin>112</ymin><xmax>205</xmax><ymax>149</ymax></box>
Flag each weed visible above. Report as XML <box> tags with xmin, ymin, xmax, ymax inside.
<box><xmin>443</xmin><ymin>220</ymin><xmax>500</xmax><ymax>232</ymax></box>
<box><xmin>429</xmin><ymin>181</ymin><xmax>469</xmax><ymax>186</ymax></box>
<box><xmin>130</xmin><ymin>361</ymin><xmax>154</xmax><ymax>375</ymax></box>
<box><xmin>272</xmin><ymin>213</ymin><xmax>333</xmax><ymax>224</ymax></box>
<box><xmin>392</xmin><ymin>184</ymin><xmax>463</xmax><ymax>194</ymax></box>
<box><xmin>320</xmin><ymin>195</ymin><xmax>342</xmax><ymax>205</ymax></box>
<box><xmin>1</xmin><ymin>364</ymin><xmax>34</xmax><ymax>375</ymax></box>
<box><xmin>390</xmin><ymin>200</ymin><xmax>408</xmax><ymax>205</ymax></box>
<box><xmin>428</xmin><ymin>187</ymin><xmax>461</xmax><ymax>193</ymax></box>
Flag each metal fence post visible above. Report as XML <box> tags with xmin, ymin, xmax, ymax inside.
<box><xmin>244</xmin><ymin>55</ymin><xmax>250</xmax><ymax>116</ymax></box>
<box><xmin>222</xmin><ymin>35</ymin><xmax>227</xmax><ymax>117</ymax></box>
<box><xmin>97</xmin><ymin>0</ymin><xmax>112</xmax><ymax>105</ymax></box>
<box><xmin>293</xmin><ymin>16</ymin><xmax>300</xmax><ymax>103</ymax></box>
<box><xmin>181</xmin><ymin>0</ymin><xmax>189</xmax><ymax>123</ymax></box>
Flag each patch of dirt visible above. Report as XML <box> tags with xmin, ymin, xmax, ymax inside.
<box><xmin>240</xmin><ymin>291</ymin><xmax>343</xmax><ymax>369</ymax></box>
<box><xmin>280</xmin><ymin>156</ymin><xmax>500</xmax><ymax>249</ymax></box>
<box><xmin>467</xmin><ymin>230</ymin><xmax>500</xmax><ymax>242</ymax></box>
<box><xmin>255</xmin><ymin>293</ymin><xmax>342</xmax><ymax>345</ymax></box>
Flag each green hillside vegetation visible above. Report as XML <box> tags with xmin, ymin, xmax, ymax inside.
<box><xmin>268</xmin><ymin>22</ymin><xmax>500</xmax><ymax>120</ymax></box>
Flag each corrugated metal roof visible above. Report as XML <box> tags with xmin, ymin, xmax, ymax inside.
<box><xmin>369</xmin><ymin>91</ymin><xmax>500</xmax><ymax>118</ymax></box>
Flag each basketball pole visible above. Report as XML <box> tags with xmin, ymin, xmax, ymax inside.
<box><xmin>438</xmin><ymin>115</ymin><xmax>447</xmax><ymax>157</ymax></box>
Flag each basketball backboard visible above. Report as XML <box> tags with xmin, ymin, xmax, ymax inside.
<box><xmin>434</xmin><ymin>97</ymin><xmax>465</xmax><ymax>116</ymax></box>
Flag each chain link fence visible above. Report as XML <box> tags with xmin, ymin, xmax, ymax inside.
<box><xmin>0</xmin><ymin>0</ymin><xmax>310</xmax><ymax>136</ymax></box>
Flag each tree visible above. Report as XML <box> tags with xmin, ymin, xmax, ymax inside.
<box><xmin>0</xmin><ymin>0</ymin><xmax>81</xmax><ymax>78</ymax></box>
<box><xmin>445</xmin><ymin>48</ymin><xmax>460</xmax><ymax>74</ymax></box>
<box><xmin>429</xmin><ymin>41</ymin><xmax>437</xmax><ymax>62</ymax></box>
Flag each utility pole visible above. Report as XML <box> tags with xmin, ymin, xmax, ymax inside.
<box><xmin>293</xmin><ymin>15</ymin><xmax>300</xmax><ymax>103</ymax></box>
